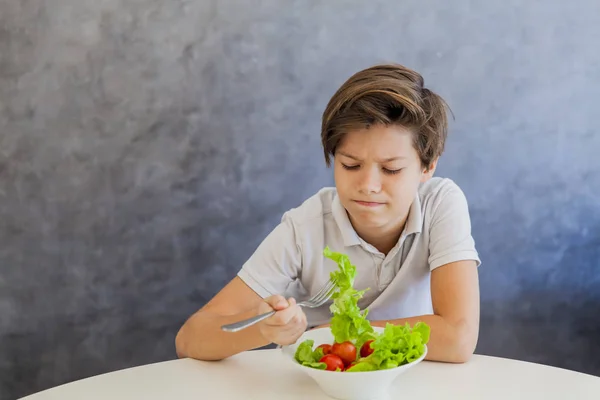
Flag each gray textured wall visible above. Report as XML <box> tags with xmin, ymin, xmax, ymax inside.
<box><xmin>2</xmin><ymin>1</ymin><xmax>600</xmax><ymax>399</ymax></box>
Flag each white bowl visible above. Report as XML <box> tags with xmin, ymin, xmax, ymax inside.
<box><xmin>281</xmin><ymin>327</ymin><xmax>427</xmax><ymax>400</ymax></box>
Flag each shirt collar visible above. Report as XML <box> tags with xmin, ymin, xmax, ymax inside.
<box><xmin>332</xmin><ymin>192</ymin><xmax>423</xmax><ymax>247</ymax></box>
<box><xmin>332</xmin><ymin>194</ymin><xmax>362</xmax><ymax>247</ymax></box>
<box><xmin>404</xmin><ymin>193</ymin><xmax>423</xmax><ymax>235</ymax></box>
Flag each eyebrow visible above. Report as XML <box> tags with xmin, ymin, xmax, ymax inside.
<box><xmin>337</xmin><ymin>151</ymin><xmax>407</xmax><ymax>163</ymax></box>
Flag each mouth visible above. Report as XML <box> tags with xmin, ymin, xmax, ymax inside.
<box><xmin>353</xmin><ymin>200</ymin><xmax>386</xmax><ymax>207</ymax></box>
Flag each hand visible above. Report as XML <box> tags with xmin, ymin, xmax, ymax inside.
<box><xmin>257</xmin><ymin>295</ymin><xmax>307</xmax><ymax>346</ymax></box>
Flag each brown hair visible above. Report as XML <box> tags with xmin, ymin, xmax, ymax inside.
<box><xmin>321</xmin><ymin>63</ymin><xmax>451</xmax><ymax>170</ymax></box>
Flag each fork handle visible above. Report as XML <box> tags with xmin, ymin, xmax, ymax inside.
<box><xmin>221</xmin><ymin>310</ymin><xmax>276</xmax><ymax>332</ymax></box>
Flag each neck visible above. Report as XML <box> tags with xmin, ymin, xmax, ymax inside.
<box><xmin>350</xmin><ymin>215</ymin><xmax>407</xmax><ymax>256</ymax></box>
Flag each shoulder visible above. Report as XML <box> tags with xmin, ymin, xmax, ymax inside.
<box><xmin>419</xmin><ymin>178</ymin><xmax>480</xmax><ymax>268</ymax></box>
<box><xmin>281</xmin><ymin>187</ymin><xmax>337</xmax><ymax>226</ymax></box>
<box><xmin>419</xmin><ymin>176</ymin><xmax>466</xmax><ymax>200</ymax></box>
<box><xmin>419</xmin><ymin>177</ymin><xmax>470</xmax><ymax>219</ymax></box>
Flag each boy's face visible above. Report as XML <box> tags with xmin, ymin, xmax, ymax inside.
<box><xmin>333</xmin><ymin>124</ymin><xmax>436</xmax><ymax>235</ymax></box>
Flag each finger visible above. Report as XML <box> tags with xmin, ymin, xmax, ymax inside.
<box><xmin>277</xmin><ymin>316</ymin><xmax>307</xmax><ymax>343</ymax></box>
<box><xmin>264</xmin><ymin>303</ymin><xmax>300</xmax><ymax>326</ymax></box>
<box><xmin>264</xmin><ymin>295</ymin><xmax>289</xmax><ymax>311</ymax></box>
<box><xmin>293</xmin><ymin>308</ymin><xmax>307</xmax><ymax>328</ymax></box>
<box><xmin>257</xmin><ymin>300</ymin><xmax>275</xmax><ymax>315</ymax></box>
<box><xmin>265</xmin><ymin>312</ymin><xmax>307</xmax><ymax>345</ymax></box>
<box><xmin>281</xmin><ymin>310</ymin><xmax>305</xmax><ymax>330</ymax></box>
<box><xmin>276</xmin><ymin>306</ymin><xmax>306</xmax><ymax>330</ymax></box>
<box><xmin>270</xmin><ymin>323</ymin><xmax>304</xmax><ymax>342</ymax></box>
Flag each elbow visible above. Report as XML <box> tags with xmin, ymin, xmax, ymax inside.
<box><xmin>451</xmin><ymin>345</ymin><xmax>475</xmax><ymax>363</ymax></box>
<box><xmin>447</xmin><ymin>323</ymin><xmax>478</xmax><ymax>363</ymax></box>
<box><xmin>175</xmin><ymin>320</ymin><xmax>198</xmax><ymax>359</ymax></box>
<box><xmin>175</xmin><ymin>326</ymin><xmax>188</xmax><ymax>359</ymax></box>
<box><xmin>175</xmin><ymin>321</ymin><xmax>226</xmax><ymax>362</ymax></box>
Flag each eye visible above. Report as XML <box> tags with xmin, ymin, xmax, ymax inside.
<box><xmin>342</xmin><ymin>164</ymin><xmax>360</xmax><ymax>171</ymax></box>
<box><xmin>383</xmin><ymin>168</ymin><xmax>402</xmax><ymax>175</ymax></box>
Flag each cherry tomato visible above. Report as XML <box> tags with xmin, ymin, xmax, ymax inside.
<box><xmin>319</xmin><ymin>354</ymin><xmax>345</xmax><ymax>371</ymax></box>
<box><xmin>360</xmin><ymin>340</ymin><xmax>374</xmax><ymax>358</ymax></box>
<box><xmin>316</xmin><ymin>344</ymin><xmax>332</xmax><ymax>355</ymax></box>
<box><xmin>331</xmin><ymin>341</ymin><xmax>357</xmax><ymax>366</ymax></box>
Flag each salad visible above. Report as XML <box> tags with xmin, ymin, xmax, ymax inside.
<box><xmin>294</xmin><ymin>246</ymin><xmax>430</xmax><ymax>372</ymax></box>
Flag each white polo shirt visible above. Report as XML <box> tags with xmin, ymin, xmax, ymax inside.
<box><xmin>237</xmin><ymin>177</ymin><xmax>481</xmax><ymax>327</ymax></box>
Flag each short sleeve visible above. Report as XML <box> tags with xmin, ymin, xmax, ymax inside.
<box><xmin>427</xmin><ymin>184</ymin><xmax>481</xmax><ymax>271</ymax></box>
<box><xmin>237</xmin><ymin>212</ymin><xmax>303</xmax><ymax>298</ymax></box>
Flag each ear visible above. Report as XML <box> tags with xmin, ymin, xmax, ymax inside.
<box><xmin>420</xmin><ymin>157</ymin><xmax>438</xmax><ymax>183</ymax></box>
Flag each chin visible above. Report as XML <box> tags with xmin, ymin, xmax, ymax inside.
<box><xmin>360</xmin><ymin>218</ymin><xmax>389</xmax><ymax>229</ymax></box>
<box><xmin>348</xmin><ymin>210</ymin><xmax>387</xmax><ymax>228</ymax></box>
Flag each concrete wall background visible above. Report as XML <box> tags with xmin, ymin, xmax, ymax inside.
<box><xmin>1</xmin><ymin>1</ymin><xmax>599</xmax><ymax>398</ymax></box>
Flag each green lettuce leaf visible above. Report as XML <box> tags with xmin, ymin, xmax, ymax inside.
<box><xmin>323</xmin><ymin>246</ymin><xmax>374</xmax><ymax>344</ymax></box>
<box><xmin>347</xmin><ymin>322</ymin><xmax>430</xmax><ymax>371</ymax></box>
<box><xmin>345</xmin><ymin>360</ymin><xmax>378</xmax><ymax>372</ymax></box>
<box><xmin>294</xmin><ymin>247</ymin><xmax>431</xmax><ymax>373</ymax></box>
<box><xmin>294</xmin><ymin>339</ymin><xmax>327</xmax><ymax>369</ymax></box>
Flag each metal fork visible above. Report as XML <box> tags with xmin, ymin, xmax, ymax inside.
<box><xmin>220</xmin><ymin>278</ymin><xmax>337</xmax><ymax>332</ymax></box>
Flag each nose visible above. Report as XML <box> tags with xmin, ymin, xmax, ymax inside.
<box><xmin>357</xmin><ymin>166</ymin><xmax>382</xmax><ymax>194</ymax></box>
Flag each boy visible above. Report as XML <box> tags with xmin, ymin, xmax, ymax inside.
<box><xmin>176</xmin><ymin>63</ymin><xmax>481</xmax><ymax>363</ymax></box>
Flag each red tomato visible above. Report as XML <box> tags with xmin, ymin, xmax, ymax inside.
<box><xmin>344</xmin><ymin>362</ymin><xmax>357</xmax><ymax>371</ymax></box>
<box><xmin>319</xmin><ymin>354</ymin><xmax>345</xmax><ymax>371</ymax></box>
<box><xmin>331</xmin><ymin>341</ymin><xmax>357</xmax><ymax>366</ymax></box>
<box><xmin>360</xmin><ymin>340</ymin><xmax>374</xmax><ymax>358</ymax></box>
<box><xmin>316</xmin><ymin>344</ymin><xmax>332</xmax><ymax>355</ymax></box>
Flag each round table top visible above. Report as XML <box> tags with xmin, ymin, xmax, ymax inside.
<box><xmin>21</xmin><ymin>350</ymin><xmax>600</xmax><ymax>399</ymax></box>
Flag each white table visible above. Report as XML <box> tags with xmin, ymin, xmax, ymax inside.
<box><xmin>21</xmin><ymin>350</ymin><xmax>600</xmax><ymax>399</ymax></box>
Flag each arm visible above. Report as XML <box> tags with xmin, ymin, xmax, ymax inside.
<box><xmin>370</xmin><ymin>259</ymin><xmax>479</xmax><ymax>363</ymax></box>
<box><xmin>176</xmin><ymin>212</ymin><xmax>306</xmax><ymax>361</ymax></box>
<box><xmin>393</xmin><ymin>181</ymin><xmax>480</xmax><ymax>362</ymax></box>
<box><xmin>314</xmin><ymin>260</ymin><xmax>479</xmax><ymax>363</ymax></box>
<box><xmin>175</xmin><ymin>277</ymin><xmax>268</xmax><ymax>361</ymax></box>
<box><xmin>175</xmin><ymin>276</ymin><xmax>307</xmax><ymax>361</ymax></box>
